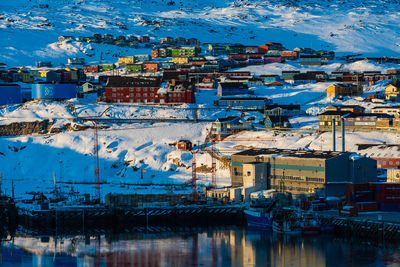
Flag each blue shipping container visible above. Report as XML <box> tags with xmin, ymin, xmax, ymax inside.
<box><xmin>0</xmin><ymin>84</ymin><xmax>21</xmax><ymax>105</ymax></box>
<box><xmin>32</xmin><ymin>83</ymin><xmax>76</xmax><ymax>100</ymax></box>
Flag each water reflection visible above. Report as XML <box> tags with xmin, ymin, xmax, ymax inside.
<box><xmin>0</xmin><ymin>227</ymin><xmax>399</xmax><ymax>267</ymax></box>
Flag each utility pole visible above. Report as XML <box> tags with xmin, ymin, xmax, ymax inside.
<box><xmin>85</xmin><ymin>111</ymin><xmax>101</xmax><ymax>204</ymax></box>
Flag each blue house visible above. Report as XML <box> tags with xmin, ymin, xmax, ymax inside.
<box><xmin>211</xmin><ymin>116</ymin><xmax>252</xmax><ymax>139</ymax></box>
<box><xmin>264</xmin><ymin>115</ymin><xmax>290</xmax><ymax>129</ymax></box>
<box><xmin>260</xmin><ymin>75</ymin><xmax>281</xmax><ymax>84</ymax></box>
<box><xmin>217</xmin><ymin>82</ymin><xmax>249</xmax><ymax>96</ymax></box>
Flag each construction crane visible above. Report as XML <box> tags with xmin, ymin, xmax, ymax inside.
<box><xmin>190</xmin><ymin>131</ymin><xmax>276</xmax><ymax>190</ymax></box>
<box><xmin>84</xmin><ymin>111</ymin><xmax>101</xmax><ymax>204</ymax></box>
<box><xmin>206</xmin><ymin>128</ymin><xmax>217</xmax><ymax>189</ymax></box>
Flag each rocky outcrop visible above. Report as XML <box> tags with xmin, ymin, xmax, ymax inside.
<box><xmin>0</xmin><ymin>120</ymin><xmax>52</xmax><ymax>136</ymax></box>
<box><xmin>0</xmin><ymin>119</ymin><xmax>108</xmax><ymax>136</ymax></box>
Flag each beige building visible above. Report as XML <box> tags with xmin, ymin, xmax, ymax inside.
<box><xmin>372</xmin><ymin>106</ymin><xmax>400</xmax><ymax>115</ymax></box>
<box><xmin>385</xmin><ymin>83</ymin><xmax>400</xmax><ymax>101</ymax></box>
<box><xmin>231</xmin><ymin>148</ymin><xmax>377</xmax><ymax>197</ymax></box>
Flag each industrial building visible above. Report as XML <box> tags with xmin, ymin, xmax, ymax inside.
<box><xmin>0</xmin><ymin>84</ymin><xmax>21</xmax><ymax>105</ymax></box>
<box><xmin>230</xmin><ymin>148</ymin><xmax>377</xmax><ymax>197</ymax></box>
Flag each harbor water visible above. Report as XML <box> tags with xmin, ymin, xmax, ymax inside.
<box><xmin>0</xmin><ymin>227</ymin><xmax>399</xmax><ymax>267</ymax></box>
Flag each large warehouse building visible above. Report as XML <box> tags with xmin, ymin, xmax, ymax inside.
<box><xmin>230</xmin><ymin>148</ymin><xmax>377</xmax><ymax>197</ymax></box>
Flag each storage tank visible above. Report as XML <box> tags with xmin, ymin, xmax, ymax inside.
<box><xmin>32</xmin><ymin>83</ymin><xmax>76</xmax><ymax>100</ymax></box>
<box><xmin>0</xmin><ymin>84</ymin><xmax>21</xmax><ymax>105</ymax></box>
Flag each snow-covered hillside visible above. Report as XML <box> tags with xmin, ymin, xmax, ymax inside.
<box><xmin>1</xmin><ymin>0</ymin><xmax>400</xmax><ymax>65</ymax></box>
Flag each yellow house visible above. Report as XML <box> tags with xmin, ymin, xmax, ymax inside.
<box><xmin>385</xmin><ymin>83</ymin><xmax>400</xmax><ymax>101</ymax></box>
<box><xmin>326</xmin><ymin>83</ymin><xmax>362</xmax><ymax>98</ymax></box>
<box><xmin>38</xmin><ymin>70</ymin><xmax>49</xmax><ymax>78</ymax></box>
<box><xmin>172</xmin><ymin>56</ymin><xmax>189</xmax><ymax>65</ymax></box>
<box><xmin>118</xmin><ymin>56</ymin><xmax>135</xmax><ymax>66</ymax></box>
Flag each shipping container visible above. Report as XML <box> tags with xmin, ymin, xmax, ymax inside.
<box><xmin>374</xmin><ymin>183</ymin><xmax>400</xmax><ymax>203</ymax></box>
<box><xmin>32</xmin><ymin>83</ymin><xmax>76</xmax><ymax>100</ymax></box>
<box><xmin>352</xmin><ymin>202</ymin><xmax>379</xmax><ymax>212</ymax></box>
<box><xmin>379</xmin><ymin>202</ymin><xmax>400</xmax><ymax>211</ymax></box>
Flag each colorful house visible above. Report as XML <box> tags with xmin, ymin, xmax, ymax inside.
<box><xmin>326</xmin><ymin>83</ymin><xmax>362</xmax><ymax>98</ymax></box>
<box><xmin>264</xmin><ymin>115</ymin><xmax>290</xmax><ymax>129</ymax></box>
<box><xmin>385</xmin><ymin>82</ymin><xmax>400</xmax><ymax>102</ymax></box>
<box><xmin>172</xmin><ymin>56</ymin><xmax>190</xmax><ymax>65</ymax></box>
<box><xmin>118</xmin><ymin>56</ymin><xmax>135</xmax><ymax>66</ymax></box>
<box><xmin>300</xmin><ymin>55</ymin><xmax>322</xmax><ymax>66</ymax></box>
<box><xmin>211</xmin><ymin>116</ymin><xmax>252</xmax><ymax>139</ymax></box>
<box><xmin>217</xmin><ymin>82</ymin><xmax>249</xmax><ymax>96</ymax></box>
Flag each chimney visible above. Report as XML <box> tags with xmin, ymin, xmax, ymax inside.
<box><xmin>332</xmin><ymin>118</ymin><xmax>336</xmax><ymax>152</ymax></box>
<box><xmin>341</xmin><ymin>117</ymin><xmax>345</xmax><ymax>152</ymax></box>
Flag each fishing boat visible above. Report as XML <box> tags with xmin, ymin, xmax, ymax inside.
<box><xmin>300</xmin><ymin>213</ymin><xmax>320</xmax><ymax>235</ymax></box>
<box><xmin>244</xmin><ymin>198</ymin><xmax>276</xmax><ymax>229</ymax></box>
<box><xmin>272</xmin><ymin>208</ymin><xmax>302</xmax><ymax>235</ymax></box>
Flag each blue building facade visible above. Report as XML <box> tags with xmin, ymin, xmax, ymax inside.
<box><xmin>32</xmin><ymin>83</ymin><xmax>76</xmax><ymax>100</ymax></box>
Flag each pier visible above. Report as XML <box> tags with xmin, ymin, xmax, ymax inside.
<box><xmin>317</xmin><ymin>211</ymin><xmax>400</xmax><ymax>243</ymax></box>
<box><xmin>17</xmin><ymin>204</ymin><xmax>245</xmax><ymax>234</ymax></box>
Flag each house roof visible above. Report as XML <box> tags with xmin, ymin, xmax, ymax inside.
<box><xmin>327</xmin><ymin>105</ymin><xmax>365</xmax><ymax>109</ymax></box>
<box><xmin>106</xmin><ymin>76</ymin><xmax>161</xmax><ymax>87</ymax></box>
<box><xmin>265</xmin><ymin>115</ymin><xmax>289</xmax><ymax>123</ymax></box>
<box><xmin>219</xmin><ymin>97</ymin><xmax>267</xmax><ymax>101</ymax></box>
<box><xmin>318</xmin><ymin>111</ymin><xmax>352</xmax><ymax>116</ymax></box>
<box><xmin>216</xmin><ymin>116</ymin><xmax>241</xmax><ymax>122</ymax></box>
<box><xmin>218</xmin><ymin>82</ymin><xmax>248</xmax><ymax>89</ymax></box>
<box><xmin>265</xmin><ymin>104</ymin><xmax>300</xmax><ymax>110</ymax></box>
<box><xmin>345</xmin><ymin>113</ymin><xmax>393</xmax><ymax>119</ymax></box>
<box><xmin>233</xmin><ymin>148</ymin><xmax>347</xmax><ymax>159</ymax></box>
<box><xmin>372</xmin><ymin>106</ymin><xmax>400</xmax><ymax>109</ymax></box>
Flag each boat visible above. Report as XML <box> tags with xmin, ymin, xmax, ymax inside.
<box><xmin>299</xmin><ymin>213</ymin><xmax>320</xmax><ymax>235</ymax></box>
<box><xmin>272</xmin><ymin>220</ymin><xmax>302</xmax><ymax>235</ymax></box>
<box><xmin>244</xmin><ymin>198</ymin><xmax>276</xmax><ymax>229</ymax></box>
<box><xmin>272</xmin><ymin>208</ymin><xmax>302</xmax><ymax>235</ymax></box>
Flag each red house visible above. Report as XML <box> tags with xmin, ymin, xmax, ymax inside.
<box><xmin>83</xmin><ymin>65</ymin><xmax>99</xmax><ymax>73</ymax></box>
<box><xmin>104</xmin><ymin>77</ymin><xmax>195</xmax><ymax>104</ymax></box>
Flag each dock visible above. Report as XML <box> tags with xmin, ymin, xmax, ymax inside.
<box><xmin>317</xmin><ymin>211</ymin><xmax>400</xmax><ymax>243</ymax></box>
<box><xmin>17</xmin><ymin>204</ymin><xmax>245</xmax><ymax>234</ymax></box>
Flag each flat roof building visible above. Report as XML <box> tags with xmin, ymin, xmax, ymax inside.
<box><xmin>231</xmin><ymin>148</ymin><xmax>377</xmax><ymax>197</ymax></box>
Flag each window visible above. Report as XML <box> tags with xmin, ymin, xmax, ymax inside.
<box><xmin>143</xmin><ymin>88</ymin><xmax>147</xmax><ymax>92</ymax></box>
<box><xmin>130</xmin><ymin>88</ymin><xmax>134</xmax><ymax>92</ymax></box>
<box><xmin>143</xmin><ymin>93</ymin><xmax>147</xmax><ymax>97</ymax></box>
<box><xmin>136</xmin><ymin>93</ymin><xmax>140</xmax><ymax>97</ymax></box>
<box><xmin>136</xmin><ymin>88</ymin><xmax>140</xmax><ymax>92</ymax></box>
<box><xmin>150</xmin><ymin>93</ymin><xmax>154</xmax><ymax>97</ymax></box>
<box><xmin>247</xmin><ymin>171</ymin><xmax>251</xmax><ymax>176</ymax></box>
<box><xmin>112</xmin><ymin>93</ymin><xmax>116</xmax><ymax>97</ymax></box>
<box><xmin>112</xmin><ymin>88</ymin><xmax>116</xmax><ymax>92</ymax></box>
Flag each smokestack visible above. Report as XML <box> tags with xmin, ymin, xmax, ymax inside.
<box><xmin>341</xmin><ymin>118</ymin><xmax>345</xmax><ymax>152</ymax></box>
<box><xmin>332</xmin><ymin>118</ymin><xmax>336</xmax><ymax>152</ymax></box>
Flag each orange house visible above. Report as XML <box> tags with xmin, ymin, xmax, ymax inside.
<box><xmin>144</xmin><ymin>63</ymin><xmax>158</xmax><ymax>72</ymax></box>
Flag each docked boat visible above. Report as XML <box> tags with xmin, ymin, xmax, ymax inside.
<box><xmin>300</xmin><ymin>213</ymin><xmax>320</xmax><ymax>235</ymax></box>
<box><xmin>272</xmin><ymin>220</ymin><xmax>302</xmax><ymax>235</ymax></box>
<box><xmin>244</xmin><ymin>198</ymin><xmax>276</xmax><ymax>229</ymax></box>
<box><xmin>272</xmin><ymin>208</ymin><xmax>302</xmax><ymax>235</ymax></box>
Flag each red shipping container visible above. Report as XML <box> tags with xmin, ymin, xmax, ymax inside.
<box><xmin>375</xmin><ymin>183</ymin><xmax>400</xmax><ymax>203</ymax></box>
